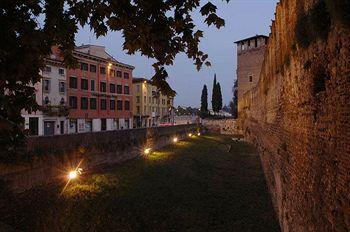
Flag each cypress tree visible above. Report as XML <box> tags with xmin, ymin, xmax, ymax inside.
<box><xmin>212</xmin><ymin>74</ymin><xmax>217</xmax><ymax>113</ymax></box>
<box><xmin>217</xmin><ymin>82</ymin><xmax>223</xmax><ymax>112</ymax></box>
<box><xmin>200</xmin><ymin>85</ymin><xmax>208</xmax><ymax>117</ymax></box>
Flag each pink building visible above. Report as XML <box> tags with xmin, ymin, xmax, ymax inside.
<box><xmin>67</xmin><ymin>45</ymin><xmax>134</xmax><ymax>133</ymax></box>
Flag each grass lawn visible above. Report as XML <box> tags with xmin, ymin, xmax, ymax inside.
<box><xmin>1</xmin><ymin>134</ymin><xmax>280</xmax><ymax>232</ymax></box>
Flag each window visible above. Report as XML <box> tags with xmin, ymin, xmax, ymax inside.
<box><xmin>59</xmin><ymin>82</ymin><xmax>66</xmax><ymax>93</ymax></box>
<box><xmin>44</xmin><ymin>66</ymin><xmax>51</xmax><ymax>73</ymax></box>
<box><xmin>100</xmin><ymin>67</ymin><xmax>106</xmax><ymax>75</ymax></box>
<box><xmin>59</xmin><ymin>68</ymin><xmax>65</xmax><ymax>75</ymax></box>
<box><xmin>100</xmin><ymin>99</ymin><xmax>107</xmax><ymax>110</ymax></box>
<box><xmin>136</xmin><ymin>96</ymin><xmax>140</xmax><ymax>103</ymax></box>
<box><xmin>125</xmin><ymin>100</ymin><xmax>130</xmax><ymax>110</ymax></box>
<box><xmin>149</xmin><ymin>97</ymin><xmax>151</xmax><ymax>103</ymax></box>
<box><xmin>101</xmin><ymin>119</ymin><xmax>106</xmax><ymax>131</ymax></box>
<box><xmin>162</xmin><ymin>99</ymin><xmax>165</xmax><ymax>105</ymax></box>
<box><xmin>144</xmin><ymin>96</ymin><xmax>146</xmax><ymax>103</ymax></box>
<box><xmin>255</xmin><ymin>38</ymin><xmax>258</xmax><ymax>47</ymax></box>
<box><xmin>117</xmin><ymin>100</ymin><xmax>123</xmax><ymax>110</ymax></box>
<box><xmin>60</xmin><ymin>97</ymin><xmax>65</xmax><ymax>105</ymax></box>
<box><xmin>248</xmin><ymin>40</ymin><xmax>251</xmax><ymax>47</ymax></box>
<box><xmin>110</xmin><ymin>69</ymin><xmax>116</xmax><ymax>77</ymax></box>
<box><xmin>137</xmin><ymin>106</ymin><xmax>140</xmax><ymax>114</ymax></box>
<box><xmin>124</xmin><ymin>86</ymin><xmax>130</xmax><ymax>94</ymax></box>
<box><xmin>90</xmin><ymin>64</ymin><xmax>97</xmax><ymax>73</ymax></box>
<box><xmin>265</xmin><ymin>38</ymin><xmax>268</xmax><ymax>45</ymax></box>
<box><xmin>116</xmin><ymin>71</ymin><xmax>122</xmax><ymax>77</ymax></box>
<box><xmin>123</xmin><ymin>72</ymin><xmax>129</xmax><ymax>79</ymax></box>
<box><xmin>81</xmin><ymin>79</ymin><xmax>88</xmax><ymax>90</ymax></box>
<box><xmin>69</xmin><ymin>76</ymin><xmax>77</xmax><ymax>89</ymax></box>
<box><xmin>69</xmin><ymin>96</ymin><xmax>77</xmax><ymax>109</ymax></box>
<box><xmin>117</xmin><ymin>85</ymin><xmax>122</xmax><ymax>94</ymax></box>
<box><xmin>90</xmin><ymin>98</ymin><xmax>97</xmax><ymax>110</ymax></box>
<box><xmin>249</xmin><ymin>75</ymin><xmax>253</xmax><ymax>82</ymax></box>
<box><xmin>110</xmin><ymin>100</ymin><xmax>115</xmax><ymax>110</ymax></box>
<box><xmin>44</xmin><ymin>96</ymin><xmax>50</xmax><ymax>105</ymax></box>
<box><xmin>81</xmin><ymin>97</ymin><xmax>88</xmax><ymax>109</ymax></box>
<box><xmin>43</xmin><ymin>79</ymin><xmax>50</xmax><ymax>92</ymax></box>
<box><xmin>80</xmin><ymin>62</ymin><xmax>88</xmax><ymax>71</ymax></box>
<box><xmin>100</xmin><ymin>82</ymin><xmax>106</xmax><ymax>92</ymax></box>
<box><xmin>91</xmin><ymin>80</ymin><xmax>95</xmax><ymax>91</ymax></box>
<box><xmin>110</xmin><ymin>83</ymin><xmax>116</xmax><ymax>93</ymax></box>
<box><xmin>136</xmin><ymin>85</ymin><xmax>140</xmax><ymax>93</ymax></box>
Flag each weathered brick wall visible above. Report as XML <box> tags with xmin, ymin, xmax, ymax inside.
<box><xmin>202</xmin><ymin>119</ymin><xmax>242</xmax><ymax>135</ymax></box>
<box><xmin>0</xmin><ymin>125</ymin><xmax>198</xmax><ymax>193</ymax></box>
<box><xmin>240</xmin><ymin>0</ymin><xmax>350</xmax><ymax>231</ymax></box>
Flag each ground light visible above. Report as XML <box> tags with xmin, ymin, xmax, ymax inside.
<box><xmin>173</xmin><ymin>137</ymin><xmax>178</xmax><ymax>143</ymax></box>
<box><xmin>188</xmin><ymin>133</ymin><xmax>192</xmax><ymax>137</ymax></box>
<box><xmin>197</xmin><ymin>132</ymin><xmax>201</xmax><ymax>136</ymax></box>
<box><xmin>144</xmin><ymin>148</ymin><xmax>151</xmax><ymax>155</ymax></box>
<box><xmin>68</xmin><ymin>168</ymin><xmax>83</xmax><ymax>180</ymax></box>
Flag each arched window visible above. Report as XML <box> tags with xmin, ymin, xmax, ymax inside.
<box><xmin>60</xmin><ymin>98</ymin><xmax>65</xmax><ymax>105</ymax></box>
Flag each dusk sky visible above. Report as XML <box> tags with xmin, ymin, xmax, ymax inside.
<box><xmin>75</xmin><ymin>0</ymin><xmax>279</xmax><ymax>107</ymax></box>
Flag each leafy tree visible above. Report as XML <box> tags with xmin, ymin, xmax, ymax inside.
<box><xmin>216</xmin><ymin>82</ymin><xmax>223</xmax><ymax>111</ymax></box>
<box><xmin>200</xmin><ymin>84</ymin><xmax>208</xmax><ymax>117</ymax></box>
<box><xmin>0</xmin><ymin>0</ymin><xmax>229</xmax><ymax>160</ymax></box>
<box><xmin>212</xmin><ymin>74</ymin><xmax>218</xmax><ymax>113</ymax></box>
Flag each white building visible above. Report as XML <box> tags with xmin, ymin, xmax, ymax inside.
<box><xmin>22</xmin><ymin>53</ymin><xmax>69</xmax><ymax>136</ymax></box>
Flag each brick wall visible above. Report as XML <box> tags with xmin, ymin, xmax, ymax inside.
<box><xmin>0</xmin><ymin>125</ymin><xmax>198</xmax><ymax>193</ymax></box>
<box><xmin>240</xmin><ymin>0</ymin><xmax>350</xmax><ymax>231</ymax></box>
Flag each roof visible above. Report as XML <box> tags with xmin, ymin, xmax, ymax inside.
<box><xmin>132</xmin><ymin>77</ymin><xmax>151</xmax><ymax>84</ymax></box>
<box><xmin>74</xmin><ymin>44</ymin><xmax>135</xmax><ymax>70</ymax></box>
<box><xmin>234</xmin><ymin>35</ymin><xmax>269</xmax><ymax>44</ymax></box>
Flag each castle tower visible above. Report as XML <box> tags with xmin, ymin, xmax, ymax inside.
<box><xmin>234</xmin><ymin>35</ymin><xmax>268</xmax><ymax>116</ymax></box>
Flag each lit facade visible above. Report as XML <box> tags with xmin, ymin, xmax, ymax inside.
<box><xmin>67</xmin><ymin>45</ymin><xmax>134</xmax><ymax>133</ymax></box>
<box><xmin>132</xmin><ymin>78</ymin><xmax>174</xmax><ymax>128</ymax></box>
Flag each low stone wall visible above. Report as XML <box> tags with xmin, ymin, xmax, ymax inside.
<box><xmin>202</xmin><ymin>119</ymin><xmax>241</xmax><ymax>135</ymax></box>
<box><xmin>0</xmin><ymin>124</ymin><xmax>199</xmax><ymax>193</ymax></box>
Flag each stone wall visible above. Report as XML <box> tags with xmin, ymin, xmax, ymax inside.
<box><xmin>240</xmin><ymin>0</ymin><xmax>350</xmax><ymax>231</ymax></box>
<box><xmin>0</xmin><ymin>124</ymin><xmax>198</xmax><ymax>193</ymax></box>
<box><xmin>202</xmin><ymin>119</ymin><xmax>241</xmax><ymax>135</ymax></box>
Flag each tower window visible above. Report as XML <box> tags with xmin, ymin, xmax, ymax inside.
<box><xmin>249</xmin><ymin>75</ymin><xmax>253</xmax><ymax>82</ymax></box>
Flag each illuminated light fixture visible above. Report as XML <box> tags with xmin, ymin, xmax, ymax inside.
<box><xmin>68</xmin><ymin>168</ymin><xmax>83</xmax><ymax>180</ymax></box>
<box><xmin>173</xmin><ymin>137</ymin><xmax>178</xmax><ymax>143</ymax></box>
<box><xmin>197</xmin><ymin>132</ymin><xmax>201</xmax><ymax>136</ymax></box>
<box><xmin>144</xmin><ymin>148</ymin><xmax>151</xmax><ymax>155</ymax></box>
<box><xmin>108</xmin><ymin>62</ymin><xmax>113</xmax><ymax>68</ymax></box>
<box><xmin>144</xmin><ymin>80</ymin><xmax>147</xmax><ymax>84</ymax></box>
<box><xmin>69</xmin><ymin>171</ymin><xmax>77</xmax><ymax>179</ymax></box>
<box><xmin>188</xmin><ymin>133</ymin><xmax>192</xmax><ymax>137</ymax></box>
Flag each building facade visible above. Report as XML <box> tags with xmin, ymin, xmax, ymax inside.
<box><xmin>67</xmin><ymin>45</ymin><xmax>134</xmax><ymax>133</ymax></box>
<box><xmin>22</xmin><ymin>48</ymin><xmax>69</xmax><ymax>136</ymax></box>
<box><xmin>235</xmin><ymin>35</ymin><xmax>268</xmax><ymax>116</ymax></box>
<box><xmin>132</xmin><ymin>77</ymin><xmax>174</xmax><ymax>128</ymax></box>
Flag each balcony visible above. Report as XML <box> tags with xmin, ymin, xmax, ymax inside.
<box><xmin>40</xmin><ymin>105</ymin><xmax>70</xmax><ymax>117</ymax></box>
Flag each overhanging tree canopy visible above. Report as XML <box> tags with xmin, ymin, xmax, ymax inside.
<box><xmin>0</xmin><ymin>0</ymin><xmax>229</xmax><ymax>159</ymax></box>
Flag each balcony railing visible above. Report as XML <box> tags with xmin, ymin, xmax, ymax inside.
<box><xmin>40</xmin><ymin>105</ymin><xmax>70</xmax><ymax>117</ymax></box>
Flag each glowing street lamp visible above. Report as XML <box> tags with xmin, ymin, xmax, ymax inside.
<box><xmin>173</xmin><ymin>137</ymin><xmax>178</xmax><ymax>143</ymax></box>
<box><xmin>197</xmin><ymin>132</ymin><xmax>201</xmax><ymax>136</ymax></box>
<box><xmin>188</xmin><ymin>133</ymin><xmax>192</xmax><ymax>137</ymax></box>
<box><xmin>108</xmin><ymin>62</ymin><xmax>113</xmax><ymax>69</ymax></box>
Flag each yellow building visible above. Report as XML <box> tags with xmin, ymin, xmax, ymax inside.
<box><xmin>132</xmin><ymin>77</ymin><xmax>174</xmax><ymax>128</ymax></box>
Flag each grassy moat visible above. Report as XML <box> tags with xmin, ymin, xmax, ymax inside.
<box><xmin>1</xmin><ymin>134</ymin><xmax>280</xmax><ymax>232</ymax></box>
